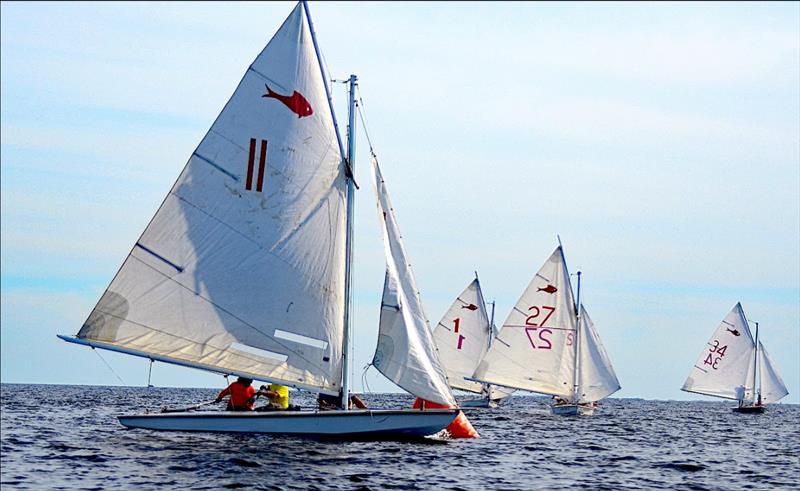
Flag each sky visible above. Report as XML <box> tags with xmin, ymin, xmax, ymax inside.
<box><xmin>1</xmin><ymin>1</ymin><xmax>798</xmax><ymax>403</ymax></box>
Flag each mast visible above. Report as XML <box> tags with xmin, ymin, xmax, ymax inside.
<box><xmin>474</xmin><ymin>270</ymin><xmax>492</xmax><ymax>399</ymax></box>
<box><xmin>302</xmin><ymin>0</ymin><xmax>354</xmax><ymax>409</ymax></box>
<box><xmin>573</xmin><ymin>271</ymin><xmax>582</xmax><ymax>403</ymax></box>
<box><xmin>341</xmin><ymin>73</ymin><xmax>358</xmax><ymax>410</ymax></box>
<box><xmin>489</xmin><ymin>301</ymin><xmax>496</xmax><ymax>337</ymax></box>
<box><xmin>753</xmin><ymin>320</ymin><xmax>760</xmax><ymax>403</ymax></box>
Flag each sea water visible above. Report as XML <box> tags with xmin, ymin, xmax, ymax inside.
<box><xmin>1</xmin><ymin>384</ymin><xmax>797</xmax><ymax>490</ymax></box>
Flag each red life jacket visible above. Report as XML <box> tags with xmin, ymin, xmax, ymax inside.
<box><xmin>218</xmin><ymin>382</ymin><xmax>256</xmax><ymax>410</ymax></box>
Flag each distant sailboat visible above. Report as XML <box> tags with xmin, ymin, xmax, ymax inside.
<box><xmin>432</xmin><ymin>275</ymin><xmax>513</xmax><ymax>408</ymax></box>
<box><xmin>58</xmin><ymin>1</ymin><xmax>459</xmax><ymax>438</ymax></box>
<box><xmin>681</xmin><ymin>303</ymin><xmax>788</xmax><ymax>413</ymax></box>
<box><xmin>471</xmin><ymin>246</ymin><xmax>620</xmax><ymax>416</ymax></box>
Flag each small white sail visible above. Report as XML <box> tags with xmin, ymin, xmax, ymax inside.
<box><xmin>681</xmin><ymin>303</ymin><xmax>756</xmax><ymax>400</ymax></box>
<box><xmin>577</xmin><ymin>306</ymin><xmax>620</xmax><ymax>403</ymax></box>
<box><xmin>487</xmin><ymin>385</ymin><xmax>515</xmax><ymax>401</ymax></box>
<box><xmin>371</xmin><ymin>158</ymin><xmax>456</xmax><ymax>407</ymax></box>
<box><xmin>75</xmin><ymin>3</ymin><xmax>347</xmax><ymax>394</ymax></box>
<box><xmin>432</xmin><ymin>279</ymin><xmax>492</xmax><ymax>394</ymax></box>
<box><xmin>472</xmin><ymin>247</ymin><xmax>577</xmax><ymax>398</ymax></box>
<box><xmin>758</xmin><ymin>342</ymin><xmax>789</xmax><ymax>403</ymax></box>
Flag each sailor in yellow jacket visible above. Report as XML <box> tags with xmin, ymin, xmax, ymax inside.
<box><xmin>254</xmin><ymin>384</ymin><xmax>289</xmax><ymax>410</ymax></box>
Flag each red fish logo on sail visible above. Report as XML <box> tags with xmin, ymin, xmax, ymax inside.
<box><xmin>461</xmin><ymin>304</ymin><xmax>478</xmax><ymax>311</ymax></box>
<box><xmin>262</xmin><ymin>84</ymin><xmax>313</xmax><ymax>118</ymax></box>
<box><xmin>537</xmin><ymin>285</ymin><xmax>558</xmax><ymax>294</ymax></box>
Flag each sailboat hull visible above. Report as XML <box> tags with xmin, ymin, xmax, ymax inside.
<box><xmin>551</xmin><ymin>404</ymin><xmax>596</xmax><ymax>416</ymax></box>
<box><xmin>118</xmin><ymin>409</ymin><xmax>459</xmax><ymax>438</ymax></box>
<box><xmin>732</xmin><ymin>405</ymin><xmax>765</xmax><ymax>414</ymax></box>
<box><xmin>460</xmin><ymin>398</ymin><xmax>500</xmax><ymax>409</ymax></box>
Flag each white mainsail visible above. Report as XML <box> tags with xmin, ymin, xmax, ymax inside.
<box><xmin>472</xmin><ymin>247</ymin><xmax>577</xmax><ymax>398</ymax></box>
<box><xmin>758</xmin><ymin>342</ymin><xmax>789</xmax><ymax>403</ymax></box>
<box><xmin>681</xmin><ymin>303</ymin><xmax>756</xmax><ymax>401</ymax></box>
<box><xmin>371</xmin><ymin>158</ymin><xmax>456</xmax><ymax>407</ymax></box>
<box><xmin>432</xmin><ymin>279</ymin><xmax>493</xmax><ymax>394</ymax></box>
<box><xmin>577</xmin><ymin>306</ymin><xmax>620</xmax><ymax>403</ymax></box>
<box><xmin>74</xmin><ymin>3</ymin><xmax>348</xmax><ymax>394</ymax></box>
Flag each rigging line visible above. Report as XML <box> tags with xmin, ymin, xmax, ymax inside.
<box><xmin>93</xmin><ymin>348</ymin><xmax>125</xmax><ymax>385</ymax></box>
<box><xmin>361</xmin><ymin>364</ymin><xmax>374</xmax><ymax>397</ymax></box>
<box><xmin>355</xmin><ymin>88</ymin><xmax>377</xmax><ymax>158</ymax></box>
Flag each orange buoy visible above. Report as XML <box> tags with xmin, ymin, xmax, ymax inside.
<box><xmin>411</xmin><ymin>398</ymin><xmax>479</xmax><ymax>439</ymax></box>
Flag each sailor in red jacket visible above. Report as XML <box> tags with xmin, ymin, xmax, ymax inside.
<box><xmin>216</xmin><ymin>377</ymin><xmax>256</xmax><ymax>411</ymax></box>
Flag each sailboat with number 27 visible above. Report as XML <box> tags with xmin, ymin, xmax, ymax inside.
<box><xmin>471</xmin><ymin>245</ymin><xmax>621</xmax><ymax>416</ymax></box>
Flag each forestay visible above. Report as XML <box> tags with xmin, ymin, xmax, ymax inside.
<box><xmin>472</xmin><ymin>247</ymin><xmax>577</xmax><ymax>398</ymax></box>
<box><xmin>758</xmin><ymin>342</ymin><xmax>789</xmax><ymax>403</ymax></box>
<box><xmin>74</xmin><ymin>3</ymin><xmax>348</xmax><ymax>394</ymax></box>
<box><xmin>681</xmin><ymin>303</ymin><xmax>756</xmax><ymax>401</ymax></box>
<box><xmin>433</xmin><ymin>279</ymin><xmax>492</xmax><ymax>394</ymax></box>
<box><xmin>371</xmin><ymin>158</ymin><xmax>456</xmax><ymax>407</ymax></box>
<box><xmin>577</xmin><ymin>306</ymin><xmax>620</xmax><ymax>403</ymax></box>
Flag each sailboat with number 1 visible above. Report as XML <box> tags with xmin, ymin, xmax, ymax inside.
<box><xmin>432</xmin><ymin>275</ymin><xmax>514</xmax><ymax>408</ymax></box>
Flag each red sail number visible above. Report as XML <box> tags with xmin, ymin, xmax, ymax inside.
<box><xmin>524</xmin><ymin>305</ymin><xmax>555</xmax><ymax>350</ymax></box>
<box><xmin>704</xmin><ymin>339</ymin><xmax>728</xmax><ymax>370</ymax></box>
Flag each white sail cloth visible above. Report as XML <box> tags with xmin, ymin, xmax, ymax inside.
<box><xmin>371</xmin><ymin>158</ymin><xmax>456</xmax><ymax>407</ymax></box>
<box><xmin>487</xmin><ymin>385</ymin><xmax>515</xmax><ymax>401</ymax></box>
<box><xmin>76</xmin><ymin>3</ymin><xmax>347</xmax><ymax>394</ymax></box>
<box><xmin>681</xmin><ymin>303</ymin><xmax>756</xmax><ymax>401</ymax></box>
<box><xmin>758</xmin><ymin>342</ymin><xmax>789</xmax><ymax>403</ymax></box>
<box><xmin>577</xmin><ymin>306</ymin><xmax>621</xmax><ymax>403</ymax></box>
<box><xmin>432</xmin><ymin>279</ymin><xmax>492</xmax><ymax>394</ymax></box>
<box><xmin>472</xmin><ymin>247</ymin><xmax>577</xmax><ymax>398</ymax></box>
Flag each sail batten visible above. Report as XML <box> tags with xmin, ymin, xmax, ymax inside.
<box><xmin>71</xmin><ymin>3</ymin><xmax>348</xmax><ymax>392</ymax></box>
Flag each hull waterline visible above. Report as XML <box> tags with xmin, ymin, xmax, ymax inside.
<box><xmin>460</xmin><ymin>398</ymin><xmax>500</xmax><ymax>409</ymax></box>
<box><xmin>119</xmin><ymin>409</ymin><xmax>459</xmax><ymax>438</ymax></box>
<box><xmin>551</xmin><ymin>404</ymin><xmax>596</xmax><ymax>416</ymax></box>
<box><xmin>732</xmin><ymin>405</ymin><xmax>765</xmax><ymax>414</ymax></box>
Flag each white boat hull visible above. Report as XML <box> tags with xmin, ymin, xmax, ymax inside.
<box><xmin>460</xmin><ymin>398</ymin><xmax>501</xmax><ymax>409</ymax></box>
<box><xmin>119</xmin><ymin>409</ymin><xmax>459</xmax><ymax>438</ymax></box>
<box><xmin>551</xmin><ymin>404</ymin><xmax>596</xmax><ymax>416</ymax></box>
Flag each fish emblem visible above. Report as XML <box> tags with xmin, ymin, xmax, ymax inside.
<box><xmin>726</xmin><ymin>328</ymin><xmax>741</xmax><ymax>337</ymax></box>
<box><xmin>461</xmin><ymin>304</ymin><xmax>478</xmax><ymax>311</ymax></box>
<box><xmin>537</xmin><ymin>285</ymin><xmax>558</xmax><ymax>294</ymax></box>
<box><xmin>262</xmin><ymin>84</ymin><xmax>313</xmax><ymax>118</ymax></box>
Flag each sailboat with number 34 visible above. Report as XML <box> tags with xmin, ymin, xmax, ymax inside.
<box><xmin>681</xmin><ymin>303</ymin><xmax>788</xmax><ymax>413</ymax></box>
<box><xmin>58</xmin><ymin>1</ymin><xmax>462</xmax><ymax>438</ymax></box>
